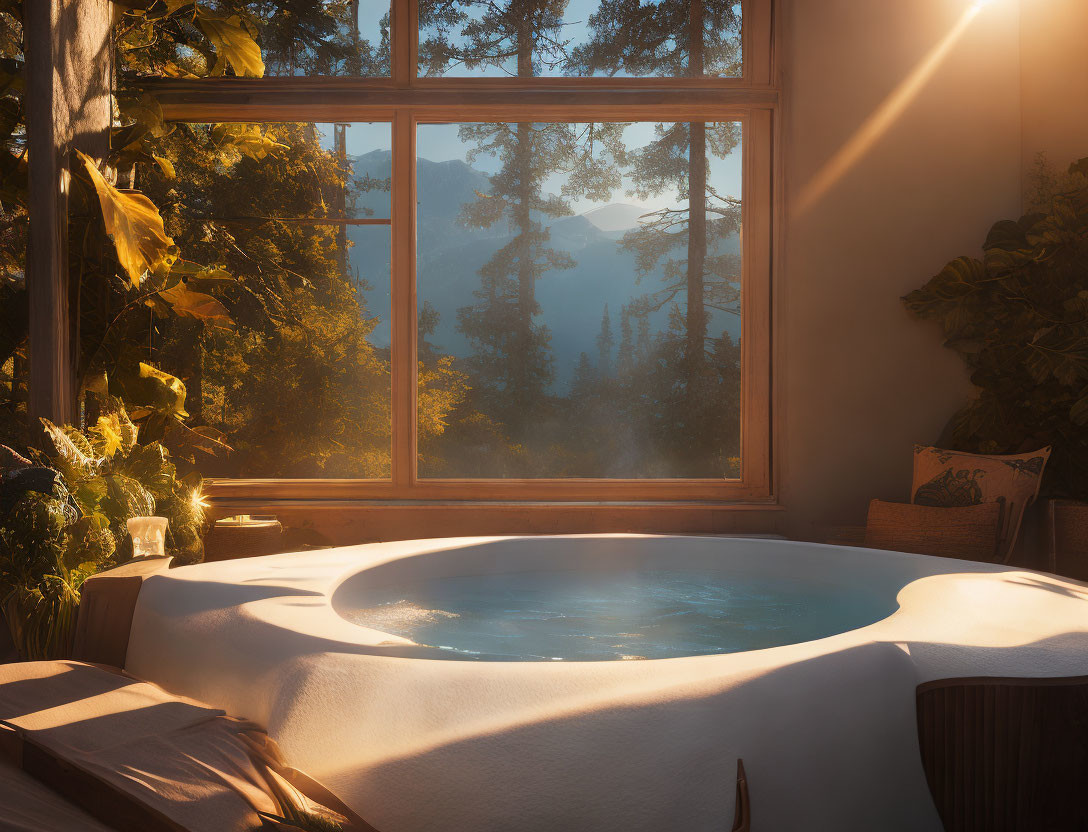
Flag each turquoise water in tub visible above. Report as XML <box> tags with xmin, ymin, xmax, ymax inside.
<box><xmin>341</xmin><ymin>569</ymin><xmax>896</xmax><ymax>661</ymax></box>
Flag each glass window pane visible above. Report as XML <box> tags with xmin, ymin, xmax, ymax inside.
<box><xmin>418</xmin><ymin>0</ymin><xmax>742</xmax><ymax>78</ymax></box>
<box><xmin>416</xmin><ymin>121</ymin><xmax>742</xmax><ymax>478</ymax></box>
<box><xmin>115</xmin><ymin>1</ymin><xmax>390</xmax><ymax>78</ymax></box>
<box><xmin>138</xmin><ymin>122</ymin><xmax>392</xmax><ymax>478</ymax></box>
<box><xmin>1</xmin><ymin>11</ymin><xmax>29</xmax><ymax>449</ymax></box>
<box><xmin>0</xmin><ymin>217</ymin><xmax>29</xmax><ymax>449</ymax></box>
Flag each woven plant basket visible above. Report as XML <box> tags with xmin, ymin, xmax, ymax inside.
<box><xmin>203</xmin><ymin>518</ymin><xmax>284</xmax><ymax>563</ymax></box>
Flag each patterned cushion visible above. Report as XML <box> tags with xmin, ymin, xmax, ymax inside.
<box><xmin>864</xmin><ymin>500</ymin><xmax>1003</xmax><ymax>561</ymax></box>
<box><xmin>911</xmin><ymin>445</ymin><xmax>1051</xmax><ymax>561</ymax></box>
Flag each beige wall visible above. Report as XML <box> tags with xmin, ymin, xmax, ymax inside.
<box><xmin>1019</xmin><ymin>0</ymin><xmax>1088</xmax><ymax>196</ymax></box>
<box><xmin>777</xmin><ymin>0</ymin><xmax>1024</xmax><ymax>536</ymax></box>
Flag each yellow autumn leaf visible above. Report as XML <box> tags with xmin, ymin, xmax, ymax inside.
<box><xmin>210</xmin><ymin>123</ymin><xmax>288</xmax><ymax>162</ymax></box>
<box><xmin>158</xmin><ymin>281</ymin><xmax>233</xmax><ymax>330</ymax></box>
<box><xmin>139</xmin><ymin>362</ymin><xmax>188</xmax><ymax>419</ymax></box>
<box><xmin>169</xmin><ymin>260</ymin><xmax>232</xmax><ymax>281</ymax></box>
<box><xmin>195</xmin><ymin>9</ymin><xmax>265</xmax><ymax>78</ymax></box>
<box><xmin>90</xmin><ymin>414</ymin><xmax>124</xmax><ymax>458</ymax></box>
<box><xmin>82</xmin><ymin>370</ymin><xmax>108</xmax><ymax>396</ymax></box>
<box><xmin>76</xmin><ymin>150</ymin><xmax>177</xmax><ymax>289</ymax></box>
<box><xmin>122</xmin><ymin>93</ymin><xmax>168</xmax><ymax>139</ymax></box>
<box><xmin>152</xmin><ymin>155</ymin><xmax>176</xmax><ymax>179</ymax></box>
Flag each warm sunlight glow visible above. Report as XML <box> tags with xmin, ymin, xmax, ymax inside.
<box><xmin>191</xmin><ymin>484</ymin><xmax>210</xmax><ymax>513</ymax></box>
<box><xmin>795</xmin><ymin>2</ymin><xmax>986</xmax><ymax>215</ymax></box>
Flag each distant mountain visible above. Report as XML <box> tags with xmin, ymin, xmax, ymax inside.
<box><xmin>351</xmin><ymin>150</ymin><xmax>511</xmax><ymax>246</ymax></box>
<box><xmin>547</xmin><ymin>214</ymin><xmax>609</xmax><ymax>249</ymax></box>
<box><xmin>583</xmin><ymin>202</ymin><xmax>651</xmax><ymax>233</ymax></box>
<box><xmin>344</xmin><ymin>152</ymin><xmax>740</xmax><ymax>388</ymax></box>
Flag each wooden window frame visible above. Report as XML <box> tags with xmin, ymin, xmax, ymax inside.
<box><xmin>137</xmin><ymin>0</ymin><xmax>778</xmax><ymax>505</ymax></box>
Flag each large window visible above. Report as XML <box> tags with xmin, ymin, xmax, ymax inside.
<box><xmin>128</xmin><ymin>0</ymin><xmax>774</xmax><ymax>502</ymax></box>
<box><xmin>417</xmin><ymin>121</ymin><xmax>743</xmax><ymax>479</ymax></box>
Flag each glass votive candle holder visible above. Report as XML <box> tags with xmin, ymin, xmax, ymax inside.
<box><xmin>127</xmin><ymin>516</ymin><xmax>169</xmax><ymax>558</ymax></box>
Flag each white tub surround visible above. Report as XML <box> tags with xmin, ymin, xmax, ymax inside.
<box><xmin>125</xmin><ymin>535</ymin><xmax>1088</xmax><ymax>832</ymax></box>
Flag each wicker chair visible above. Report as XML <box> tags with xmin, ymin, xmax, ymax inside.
<box><xmin>863</xmin><ymin>500</ymin><xmax>1003</xmax><ymax>562</ymax></box>
<box><xmin>1047</xmin><ymin>499</ymin><xmax>1088</xmax><ymax>581</ymax></box>
<box><xmin>916</xmin><ymin>675</ymin><xmax>1088</xmax><ymax>831</ymax></box>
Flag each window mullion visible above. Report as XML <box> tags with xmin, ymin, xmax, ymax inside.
<box><xmin>390</xmin><ymin>110</ymin><xmax>418</xmax><ymax>489</ymax></box>
<box><xmin>392</xmin><ymin>0</ymin><xmax>414</xmax><ymax>86</ymax></box>
<box><xmin>740</xmin><ymin>108</ymin><xmax>773</xmax><ymax>494</ymax></box>
<box><xmin>746</xmin><ymin>0</ymin><xmax>774</xmax><ymax>86</ymax></box>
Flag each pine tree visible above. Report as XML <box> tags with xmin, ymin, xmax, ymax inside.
<box><xmin>569</xmin><ymin>0</ymin><xmax>742</xmax><ymax>79</ymax></box>
<box><xmin>596</xmin><ymin>305</ymin><xmax>614</xmax><ymax>380</ymax></box>
<box><xmin>570</xmin><ymin>1</ymin><xmax>744</xmax><ymax>475</ymax></box>
<box><xmin>421</xmin><ymin>1</ymin><xmax>627</xmax><ymax>458</ymax></box>
<box><xmin>418</xmin><ymin>0</ymin><xmax>572</xmax><ymax>77</ymax></box>
<box><xmin>455</xmin><ymin>121</ymin><xmax>572</xmax><ymax>431</ymax></box>
<box><xmin>616</xmin><ymin>305</ymin><xmax>635</xmax><ymax>379</ymax></box>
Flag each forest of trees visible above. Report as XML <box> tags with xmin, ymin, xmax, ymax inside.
<box><xmin>417</xmin><ymin>0</ymin><xmax>744</xmax><ymax>477</ymax></box>
<box><xmin>0</xmin><ymin>0</ymin><xmax>745</xmax><ymax>481</ymax></box>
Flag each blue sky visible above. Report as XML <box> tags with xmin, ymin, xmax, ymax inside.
<box><xmin>356</xmin><ymin>0</ymin><xmax>742</xmax><ymax>79</ymax></box>
<box><xmin>321</xmin><ymin>121</ymin><xmax>743</xmax><ymax>216</ymax></box>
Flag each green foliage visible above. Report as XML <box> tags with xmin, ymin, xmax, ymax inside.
<box><xmin>2</xmin><ymin>3</ymin><xmax>417</xmax><ymax>482</ymax></box>
<box><xmin>453</xmin><ymin>120</ymin><xmax>628</xmax><ymax>440</ymax></box>
<box><xmin>569</xmin><ymin>0</ymin><xmax>741</xmax><ymax>77</ymax></box>
<box><xmin>3</xmin><ymin>0</ymin><xmax>746</xmax><ymax>488</ymax></box>
<box><xmin>0</xmin><ymin>402</ymin><xmax>207</xmax><ymax>659</ymax></box>
<box><xmin>0</xmin><ymin>476</ymin><xmax>100</xmax><ymax>660</ymax></box>
<box><xmin>0</xmin><ymin>1</ymin><xmax>253</xmax><ymax>462</ymax></box>
<box><xmin>135</xmin><ymin>119</ymin><xmax>411</xmax><ymax>478</ymax></box>
<box><xmin>418</xmin><ymin>0</ymin><xmax>570</xmax><ymax>76</ymax></box>
<box><xmin>75</xmin><ymin>149</ymin><xmax>178</xmax><ymax>288</ymax></box>
<box><xmin>114</xmin><ymin>1</ymin><xmax>389</xmax><ymax>78</ymax></box>
<box><xmin>416</xmin><ymin>2</ymin><xmax>744</xmax><ymax>478</ymax></box>
<box><xmin>903</xmin><ymin>156</ymin><xmax>1088</xmax><ymax>499</ymax></box>
<box><xmin>0</xmin><ymin>3</ymin><xmax>28</xmax><ymax>447</ymax></box>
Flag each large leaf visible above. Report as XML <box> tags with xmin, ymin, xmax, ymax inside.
<box><xmin>902</xmin><ymin>256</ymin><xmax>987</xmax><ymax>341</ymax></box>
<box><xmin>983</xmin><ymin>218</ymin><xmax>1034</xmax><ymax>252</ymax></box>
<box><xmin>117</xmin><ymin>93</ymin><xmax>168</xmax><ymax>140</ymax></box>
<box><xmin>121</xmin><ymin>362</ymin><xmax>189</xmax><ymax>421</ymax></box>
<box><xmin>89</xmin><ymin>414</ymin><xmax>124</xmax><ymax>458</ymax></box>
<box><xmin>101</xmin><ymin>473</ymin><xmax>156</xmax><ymax>521</ymax></box>
<box><xmin>152</xmin><ymin>155</ymin><xmax>176</xmax><ymax>179</ymax></box>
<box><xmin>210</xmin><ymin>123</ymin><xmax>287</xmax><ymax>161</ymax></box>
<box><xmin>121</xmin><ymin>442</ymin><xmax>177</xmax><ymax>498</ymax></box>
<box><xmin>40</xmin><ymin>418</ymin><xmax>103</xmax><ymax>479</ymax></box>
<box><xmin>903</xmin><ymin>257</ymin><xmax>985</xmax><ymax>313</ymax></box>
<box><xmin>70</xmin><ymin>477</ymin><xmax>107</xmax><ymax>519</ymax></box>
<box><xmin>1026</xmin><ymin>343</ymin><xmax>1088</xmax><ymax>387</ymax></box>
<box><xmin>139</xmin><ymin>362</ymin><xmax>188</xmax><ymax>419</ymax></box>
<box><xmin>81</xmin><ymin>371</ymin><xmax>109</xmax><ymax>396</ymax></box>
<box><xmin>983</xmin><ymin>246</ymin><xmax>1033</xmax><ymax>278</ymax></box>
<box><xmin>157</xmin><ymin>281</ymin><xmax>233</xmax><ymax>330</ymax></box>
<box><xmin>1026</xmin><ymin>197</ymin><xmax>1080</xmax><ymax>248</ymax></box>
<box><xmin>76</xmin><ymin>150</ymin><xmax>177</xmax><ymax>288</ymax></box>
<box><xmin>194</xmin><ymin>8</ymin><xmax>265</xmax><ymax>77</ymax></box>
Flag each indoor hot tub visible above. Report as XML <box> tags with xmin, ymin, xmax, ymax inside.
<box><xmin>124</xmin><ymin>535</ymin><xmax>1088</xmax><ymax>831</ymax></box>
